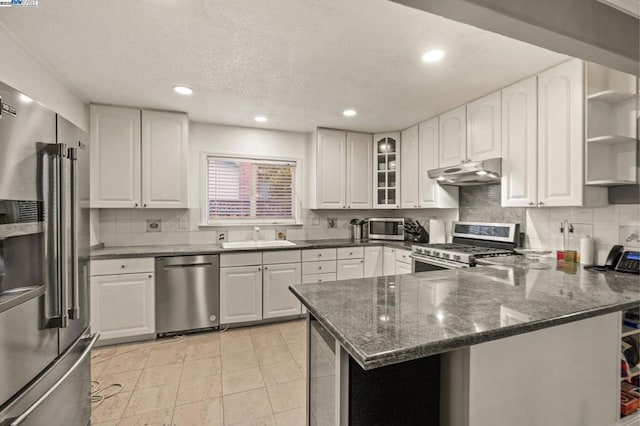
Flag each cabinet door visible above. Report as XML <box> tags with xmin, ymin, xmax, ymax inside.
<box><xmin>317</xmin><ymin>129</ymin><xmax>346</xmax><ymax>208</ymax></box>
<box><xmin>501</xmin><ymin>77</ymin><xmax>538</xmax><ymax>207</ymax></box>
<box><xmin>400</xmin><ymin>125</ymin><xmax>420</xmax><ymax>208</ymax></box>
<box><xmin>383</xmin><ymin>247</ymin><xmax>396</xmax><ymax>276</ymax></box>
<box><xmin>263</xmin><ymin>263</ymin><xmax>302</xmax><ymax>319</ymax></box>
<box><xmin>337</xmin><ymin>259</ymin><xmax>364</xmax><ymax>280</ymax></box>
<box><xmin>364</xmin><ymin>246</ymin><xmax>383</xmax><ymax>277</ymax></box>
<box><xmin>395</xmin><ymin>261</ymin><xmax>412</xmax><ymax>275</ymax></box>
<box><xmin>90</xmin><ymin>273</ymin><xmax>154</xmax><ymax>341</ymax></box>
<box><xmin>90</xmin><ymin>105</ymin><xmax>141</xmax><ymax>208</ymax></box>
<box><xmin>419</xmin><ymin>118</ymin><xmax>460</xmax><ymax>209</ymax></box>
<box><xmin>141</xmin><ymin>111</ymin><xmax>189</xmax><ymax>208</ymax></box>
<box><xmin>346</xmin><ymin>132</ymin><xmax>373</xmax><ymax>209</ymax></box>
<box><xmin>438</xmin><ymin>106</ymin><xmax>467</xmax><ymax>167</ymax></box>
<box><xmin>466</xmin><ymin>91</ymin><xmax>502</xmax><ymax>162</ymax></box>
<box><xmin>537</xmin><ymin>59</ymin><xmax>584</xmax><ymax>207</ymax></box>
<box><xmin>373</xmin><ymin>132</ymin><xmax>401</xmax><ymax>208</ymax></box>
<box><xmin>220</xmin><ymin>265</ymin><xmax>263</xmax><ymax>324</ymax></box>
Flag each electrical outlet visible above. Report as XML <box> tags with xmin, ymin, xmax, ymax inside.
<box><xmin>275</xmin><ymin>229</ymin><xmax>286</xmax><ymax>240</ymax></box>
<box><xmin>217</xmin><ymin>231</ymin><xmax>228</xmax><ymax>242</ymax></box>
<box><xmin>309</xmin><ymin>214</ymin><xmax>319</xmax><ymax>226</ymax></box>
<box><xmin>177</xmin><ymin>214</ymin><xmax>188</xmax><ymax>231</ymax></box>
<box><xmin>327</xmin><ymin>218</ymin><xmax>337</xmax><ymax>229</ymax></box>
<box><xmin>146</xmin><ymin>219</ymin><xmax>161</xmax><ymax>233</ymax></box>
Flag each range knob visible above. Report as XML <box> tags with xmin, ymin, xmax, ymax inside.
<box><xmin>424</xmin><ymin>250</ymin><xmax>431</xmax><ymax>255</ymax></box>
<box><xmin>443</xmin><ymin>253</ymin><xmax>450</xmax><ymax>259</ymax></box>
<box><xmin>453</xmin><ymin>255</ymin><xmax>461</xmax><ymax>261</ymax></box>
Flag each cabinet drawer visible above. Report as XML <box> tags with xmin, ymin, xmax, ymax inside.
<box><xmin>91</xmin><ymin>257</ymin><xmax>155</xmax><ymax>276</ymax></box>
<box><xmin>302</xmin><ymin>260</ymin><xmax>337</xmax><ymax>275</ymax></box>
<box><xmin>302</xmin><ymin>248</ymin><xmax>337</xmax><ymax>262</ymax></box>
<box><xmin>220</xmin><ymin>252</ymin><xmax>263</xmax><ymax>267</ymax></box>
<box><xmin>395</xmin><ymin>249</ymin><xmax>411</xmax><ymax>264</ymax></box>
<box><xmin>301</xmin><ymin>273</ymin><xmax>337</xmax><ymax>284</ymax></box>
<box><xmin>262</xmin><ymin>250</ymin><xmax>301</xmax><ymax>265</ymax></box>
<box><xmin>337</xmin><ymin>247</ymin><xmax>364</xmax><ymax>260</ymax></box>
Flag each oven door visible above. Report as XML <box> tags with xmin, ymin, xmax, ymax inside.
<box><xmin>410</xmin><ymin>254</ymin><xmax>468</xmax><ymax>272</ymax></box>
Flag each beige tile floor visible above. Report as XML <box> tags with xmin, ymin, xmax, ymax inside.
<box><xmin>91</xmin><ymin>320</ymin><xmax>307</xmax><ymax>426</ymax></box>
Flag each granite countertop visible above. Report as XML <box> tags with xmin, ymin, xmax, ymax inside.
<box><xmin>290</xmin><ymin>258</ymin><xmax>640</xmax><ymax>370</ymax></box>
<box><xmin>90</xmin><ymin>239</ymin><xmax>419</xmax><ymax>259</ymax></box>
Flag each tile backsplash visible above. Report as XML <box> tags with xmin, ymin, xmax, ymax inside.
<box><xmin>94</xmin><ymin>207</ymin><xmax>458</xmax><ymax>247</ymax></box>
<box><xmin>526</xmin><ymin>204</ymin><xmax>640</xmax><ymax>264</ymax></box>
<box><xmin>459</xmin><ymin>184</ymin><xmax>526</xmax><ymax>232</ymax></box>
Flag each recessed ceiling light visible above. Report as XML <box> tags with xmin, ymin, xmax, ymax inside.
<box><xmin>421</xmin><ymin>49</ymin><xmax>445</xmax><ymax>63</ymax></box>
<box><xmin>343</xmin><ymin>109</ymin><xmax>357</xmax><ymax>117</ymax></box>
<box><xmin>19</xmin><ymin>93</ymin><xmax>33</xmax><ymax>103</ymax></box>
<box><xmin>173</xmin><ymin>85</ymin><xmax>193</xmax><ymax>95</ymax></box>
<box><xmin>254</xmin><ymin>115</ymin><xmax>268</xmax><ymax>123</ymax></box>
<box><xmin>476</xmin><ymin>170</ymin><xmax>488</xmax><ymax>176</ymax></box>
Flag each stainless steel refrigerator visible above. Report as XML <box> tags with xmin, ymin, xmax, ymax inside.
<box><xmin>0</xmin><ymin>81</ymin><xmax>96</xmax><ymax>425</ymax></box>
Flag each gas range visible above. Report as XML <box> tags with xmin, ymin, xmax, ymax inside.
<box><xmin>412</xmin><ymin>243</ymin><xmax>514</xmax><ymax>265</ymax></box>
<box><xmin>410</xmin><ymin>221</ymin><xmax>520</xmax><ymax>270</ymax></box>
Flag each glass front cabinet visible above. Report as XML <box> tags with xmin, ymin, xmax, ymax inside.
<box><xmin>373</xmin><ymin>132</ymin><xmax>400</xmax><ymax>208</ymax></box>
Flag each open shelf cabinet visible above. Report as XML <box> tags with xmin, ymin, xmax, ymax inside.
<box><xmin>585</xmin><ymin>62</ymin><xmax>638</xmax><ymax>187</ymax></box>
<box><xmin>619</xmin><ymin>309</ymin><xmax>640</xmax><ymax>424</ymax></box>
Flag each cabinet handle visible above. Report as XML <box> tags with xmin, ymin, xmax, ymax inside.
<box><xmin>538</xmin><ymin>201</ymin><xmax>544</xmax><ymax>206</ymax></box>
<box><xmin>143</xmin><ymin>203</ymin><xmax>147</xmax><ymax>208</ymax></box>
<box><xmin>264</xmin><ymin>266</ymin><xmax>268</xmax><ymax>270</ymax></box>
<box><xmin>318</xmin><ymin>279</ymin><xmax>322</xmax><ymax>282</ymax></box>
<box><xmin>347</xmin><ymin>206</ymin><xmax>350</xmax><ymax>209</ymax></box>
<box><xmin>135</xmin><ymin>203</ymin><xmax>138</xmax><ymax>207</ymax></box>
<box><xmin>349</xmin><ymin>252</ymin><xmax>353</xmax><ymax>255</ymax></box>
<box><xmin>121</xmin><ymin>265</ymin><xmax>125</xmax><ymax>269</ymax></box>
<box><xmin>258</xmin><ymin>267</ymin><xmax>261</xmax><ymax>271</ymax></box>
<box><xmin>148</xmin><ymin>274</ymin><xmax>152</xmax><ymax>278</ymax></box>
<box><xmin>528</xmin><ymin>202</ymin><xmax>535</xmax><ymax>206</ymax></box>
<box><xmin>318</xmin><ymin>266</ymin><xmax>322</xmax><ymax>270</ymax></box>
<box><xmin>318</xmin><ymin>254</ymin><xmax>322</xmax><ymax>257</ymax></box>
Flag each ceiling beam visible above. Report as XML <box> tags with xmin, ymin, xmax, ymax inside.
<box><xmin>391</xmin><ymin>0</ymin><xmax>639</xmax><ymax>75</ymax></box>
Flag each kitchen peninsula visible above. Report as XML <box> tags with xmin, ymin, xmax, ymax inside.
<box><xmin>290</xmin><ymin>259</ymin><xmax>640</xmax><ymax>426</ymax></box>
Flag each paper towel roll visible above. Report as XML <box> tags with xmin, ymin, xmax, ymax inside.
<box><xmin>429</xmin><ymin>219</ymin><xmax>446</xmax><ymax>244</ymax></box>
<box><xmin>580</xmin><ymin>236</ymin><xmax>594</xmax><ymax>265</ymax></box>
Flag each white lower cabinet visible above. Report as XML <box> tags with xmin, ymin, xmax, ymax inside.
<box><xmin>301</xmin><ymin>273</ymin><xmax>337</xmax><ymax>284</ymax></box>
<box><xmin>263</xmin><ymin>263</ymin><xmax>302</xmax><ymax>319</ymax></box>
<box><xmin>90</xmin><ymin>258</ymin><xmax>155</xmax><ymax>343</ymax></box>
<box><xmin>364</xmin><ymin>246</ymin><xmax>383</xmax><ymax>277</ymax></box>
<box><xmin>383</xmin><ymin>247</ymin><xmax>396</xmax><ymax>276</ymax></box>
<box><xmin>337</xmin><ymin>259</ymin><xmax>364</xmax><ymax>280</ymax></box>
<box><xmin>395</xmin><ymin>261</ymin><xmax>412</xmax><ymax>275</ymax></box>
<box><xmin>220</xmin><ymin>265</ymin><xmax>263</xmax><ymax>324</ymax></box>
<box><xmin>395</xmin><ymin>249</ymin><xmax>412</xmax><ymax>275</ymax></box>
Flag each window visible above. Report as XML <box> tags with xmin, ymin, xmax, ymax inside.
<box><xmin>203</xmin><ymin>155</ymin><xmax>298</xmax><ymax>225</ymax></box>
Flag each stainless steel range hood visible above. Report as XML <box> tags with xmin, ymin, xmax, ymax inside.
<box><xmin>427</xmin><ymin>158</ymin><xmax>502</xmax><ymax>186</ymax></box>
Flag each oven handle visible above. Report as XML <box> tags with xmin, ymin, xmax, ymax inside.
<box><xmin>409</xmin><ymin>254</ymin><xmax>469</xmax><ymax>269</ymax></box>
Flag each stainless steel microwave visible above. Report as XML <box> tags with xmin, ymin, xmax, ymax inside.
<box><xmin>367</xmin><ymin>218</ymin><xmax>405</xmax><ymax>241</ymax></box>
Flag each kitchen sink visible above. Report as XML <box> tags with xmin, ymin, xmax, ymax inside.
<box><xmin>222</xmin><ymin>240</ymin><xmax>296</xmax><ymax>249</ymax></box>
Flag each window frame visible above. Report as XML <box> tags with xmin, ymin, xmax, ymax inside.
<box><xmin>200</xmin><ymin>152</ymin><xmax>303</xmax><ymax>226</ymax></box>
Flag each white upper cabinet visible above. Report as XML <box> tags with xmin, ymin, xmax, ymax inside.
<box><xmin>141</xmin><ymin>111</ymin><xmax>188</xmax><ymax>208</ymax></box>
<box><xmin>373</xmin><ymin>132</ymin><xmax>401</xmax><ymax>208</ymax></box>
<box><xmin>316</xmin><ymin>129</ymin><xmax>346</xmax><ymax>208</ymax></box>
<box><xmin>346</xmin><ymin>132</ymin><xmax>373</xmax><ymax>209</ymax></box>
<box><xmin>466</xmin><ymin>91</ymin><xmax>502</xmax><ymax>161</ymax></box>
<box><xmin>90</xmin><ymin>105</ymin><xmax>141</xmax><ymax>208</ymax></box>
<box><xmin>400</xmin><ymin>125</ymin><xmax>419</xmax><ymax>208</ymax></box>
<box><xmin>538</xmin><ymin>59</ymin><xmax>594</xmax><ymax>207</ymax></box>
<box><xmin>501</xmin><ymin>77</ymin><xmax>538</xmax><ymax>207</ymax></box>
<box><xmin>90</xmin><ymin>105</ymin><xmax>189</xmax><ymax>209</ymax></box>
<box><xmin>438</xmin><ymin>106</ymin><xmax>467</xmax><ymax>167</ymax></box>
<box><xmin>309</xmin><ymin>129</ymin><xmax>372</xmax><ymax>209</ymax></box>
<box><xmin>419</xmin><ymin>117</ymin><xmax>459</xmax><ymax>209</ymax></box>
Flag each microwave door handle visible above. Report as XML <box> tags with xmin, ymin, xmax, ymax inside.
<box><xmin>67</xmin><ymin>146</ymin><xmax>79</xmax><ymax>320</ymax></box>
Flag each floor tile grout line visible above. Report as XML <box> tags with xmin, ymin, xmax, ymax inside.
<box><xmin>169</xmin><ymin>351</ymin><xmax>186</xmax><ymax>426</ymax></box>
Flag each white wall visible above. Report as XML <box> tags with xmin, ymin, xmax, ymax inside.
<box><xmin>0</xmin><ymin>23</ymin><xmax>88</xmax><ymax>131</ymax></box>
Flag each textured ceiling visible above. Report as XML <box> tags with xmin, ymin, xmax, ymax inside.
<box><xmin>0</xmin><ymin>0</ymin><xmax>567</xmax><ymax>133</ymax></box>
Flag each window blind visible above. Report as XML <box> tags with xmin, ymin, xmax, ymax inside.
<box><xmin>206</xmin><ymin>157</ymin><xmax>296</xmax><ymax>222</ymax></box>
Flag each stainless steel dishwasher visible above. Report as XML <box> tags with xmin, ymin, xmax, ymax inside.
<box><xmin>155</xmin><ymin>255</ymin><xmax>220</xmax><ymax>335</ymax></box>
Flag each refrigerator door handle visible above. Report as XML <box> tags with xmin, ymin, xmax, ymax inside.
<box><xmin>67</xmin><ymin>146</ymin><xmax>79</xmax><ymax>320</ymax></box>
<box><xmin>7</xmin><ymin>333</ymin><xmax>99</xmax><ymax>426</ymax></box>
<box><xmin>57</xmin><ymin>143</ymin><xmax>69</xmax><ymax>328</ymax></box>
